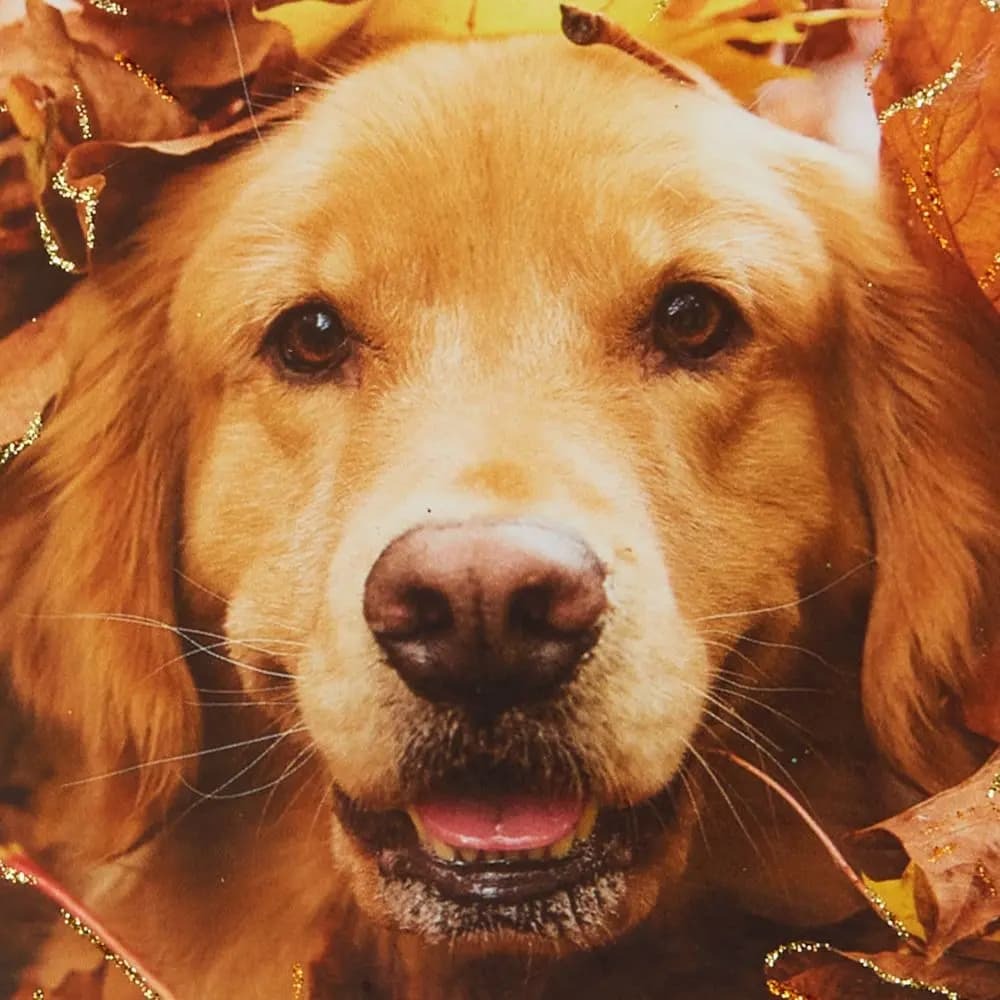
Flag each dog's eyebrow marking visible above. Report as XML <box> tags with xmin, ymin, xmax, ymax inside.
<box><xmin>559</xmin><ymin>4</ymin><xmax>698</xmax><ymax>88</ymax></box>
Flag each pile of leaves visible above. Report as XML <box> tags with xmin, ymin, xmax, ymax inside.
<box><xmin>1</xmin><ymin>0</ymin><xmax>999</xmax><ymax>997</ymax></box>
<box><xmin>764</xmin><ymin>751</ymin><xmax>1000</xmax><ymax>998</ymax></box>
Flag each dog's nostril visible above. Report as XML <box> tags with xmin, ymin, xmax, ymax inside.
<box><xmin>407</xmin><ymin>586</ymin><xmax>453</xmax><ymax>635</ymax></box>
<box><xmin>362</xmin><ymin>519</ymin><xmax>607</xmax><ymax>712</ymax></box>
<box><xmin>508</xmin><ymin>584</ymin><xmax>557</xmax><ymax>637</ymax></box>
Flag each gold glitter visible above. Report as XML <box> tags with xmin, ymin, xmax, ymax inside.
<box><xmin>72</xmin><ymin>83</ymin><xmax>93</xmax><ymax>140</ymax></box>
<box><xmin>2</xmin><ymin>848</ymin><xmax>166</xmax><ymax>998</ymax></box>
<box><xmin>0</xmin><ymin>101</ymin><xmax>7</xmax><ymax>114</ymax></box>
<box><xmin>878</xmin><ymin>58</ymin><xmax>963</xmax><ymax>124</ymax></box>
<box><xmin>114</xmin><ymin>53</ymin><xmax>176</xmax><ymax>102</ymax></box>
<box><xmin>292</xmin><ymin>963</ymin><xmax>305</xmax><ymax>998</ymax></box>
<box><xmin>52</xmin><ymin>165</ymin><xmax>99</xmax><ymax>251</ymax></box>
<box><xmin>35</xmin><ymin>209</ymin><xmax>78</xmax><ymax>273</ymax></box>
<box><xmin>89</xmin><ymin>0</ymin><xmax>129</xmax><ymax>13</ymax></box>
<box><xmin>988</xmin><ymin>772</ymin><xmax>1000</xmax><ymax>801</ymax></box>
<box><xmin>765</xmin><ymin>941</ymin><xmax>961</xmax><ymax>998</ymax></box>
<box><xmin>992</xmin><ymin>166</ymin><xmax>1000</xmax><ymax>178</ymax></box>
<box><xmin>980</xmin><ymin>0</ymin><xmax>999</xmax><ymax>11</ymax></box>
<box><xmin>32</xmin><ymin>991</ymin><xmax>44</xmax><ymax>1000</ymax></box>
<box><xmin>0</xmin><ymin>412</ymin><xmax>42</xmax><ymax>469</ymax></box>
<box><xmin>899</xmin><ymin>117</ymin><xmax>952</xmax><ymax>253</ymax></box>
<box><xmin>61</xmin><ymin>910</ymin><xmax>162</xmax><ymax>999</ymax></box>
<box><xmin>974</xmin><ymin>862</ymin><xmax>997</xmax><ymax>898</ymax></box>
<box><xmin>929</xmin><ymin>843</ymin><xmax>955</xmax><ymax>862</ymax></box>
<box><xmin>864</xmin><ymin>884</ymin><xmax>915</xmax><ymax>939</ymax></box>
<box><xmin>650</xmin><ymin>0</ymin><xmax>670</xmax><ymax>19</ymax></box>
<box><xmin>0</xmin><ymin>853</ymin><xmax>39</xmax><ymax>886</ymax></box>
<box><xmin>979</xmin><ymin>251</ymin><xmax>1000</xmax><ymax>292</ymax></box>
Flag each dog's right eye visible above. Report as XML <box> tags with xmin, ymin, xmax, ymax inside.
<box><xmin>264</xmin><ymin>302</ymin><xmax>353</xmax><ymax>380</ymax></box>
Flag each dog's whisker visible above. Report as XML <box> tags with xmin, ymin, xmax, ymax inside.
<box><xmin>174</xmin><ymin>732</ymin><xmax>299</xmax><ymax>827</ymax></box>
<box><xmin>675</xmin><ymin>758</ymin><xmax>708</xmax><ymax>848</ymax></box>
<box><xmin>680</xmin><ymin>676</ymin><xmax>784</xmax><ymax>752</ymax></box>
<box><xmin>685</xmin><ymin>745</ymin><xmax>763</xmax><ymax>860</ymax></box>
<box><xmin>193</xmin><ymin>682</ymin><xmax>296</xmax><ymax>696</ymax></box>
<box><xmin>195</xmin><ymin>751</ymin><xmax>316</xmax><ymax>803</ymax></box>
<box><xmin>61</xmin><ymin>728</ymin><xmax>308</xmax><ymax>786</ymax></box>
<box><xmin>260</xmin><ymin>745</ymin><xmax>320</xmax><ymax>821</ymax></box>
<box><xmin>307</xmin><ymin>783</ymin><xmax>335</xmax><ymax>842</ymax></box>
<box><xmin>681</xmin><ymin>682</ymin><xmax>813</xmax><ymax>806</ymax></box>
<box><xmin>28</xmin><ymin>612</ymin><xmax>304</xmax><ymax>676</ymax></box>
<box><xmin>174</xmin><ymin>569</ymin><xmax>307</xmax><ymax>637</ymax></box>
<box><xmin>703</xmin><ymin>669</ymin><xmax>818</xmax><ymax>737</ymax></box>
<box><xmin>222</xmin><ymin>0</ymin><xmax>262</xmax><ymax>144</ymax></box>
<box><xmin>192</xmin><ymin>698</ymin><xmax>299</xmax><ymax>709</ymax></box>
<box><xmin>700</xmin><ymin>637</ymin><xmax>769</xmax><ymax>679</ymax></box>
<box><xmin>712</xmin><ymin>670</ymin><xmax>824</xmax><ymax>696</ymax></box>
<box><xmin>149</xmin><ymin>636</ymin><xmax>303</xmax><ymax>681</ymax></box>
<box><xmin>693</xmin><ymin>556</ymin><xmax>875</xmax><ymax>624</ymax></box>
<box><xmin>27</xmin><ymin>610</ymin><xmax>223</xmax><ymax>640</ymax></box>
<box><xmin>701</xmin><ymin>627</ymin><xmax>836</xmax><ymax>670</ymax></box>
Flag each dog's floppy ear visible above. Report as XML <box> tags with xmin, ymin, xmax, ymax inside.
<box><xmin>1</xmin><ymin>256</ymin><xmax>199</xmax><ymax>855</ymax></box>
<box><xmin>833</xmin><ymin>193</ymin><xmax>1000</xmax><ymax>792</ymax></box>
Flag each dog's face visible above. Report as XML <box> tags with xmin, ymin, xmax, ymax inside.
<box><xmin>169</xmin><ymin>38</ymin><xmax>881</xmax><ymax>948</ymax></box>
<box><xmin>6</xmin><ymin>34</ymin><xmax>996</xmax><ymax>969</ymax></box>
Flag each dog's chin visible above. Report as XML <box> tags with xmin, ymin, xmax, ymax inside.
<box><xmin>329</xmin><ymin>775</ymin><xmax>691</xmax><ymax>953</ymax></box>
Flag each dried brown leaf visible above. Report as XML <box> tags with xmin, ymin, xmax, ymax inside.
<box><xmin>767</xmin><ymin>943</ymin><xmax>1000</xmax><ymax>999</ymax></box>
<box><xmin>68</xmin><ymin>10</ymin><xmax>295</xmax><ymax>96</ymax></box>
<box><xmin>873</xmin><ymin>0</ymin><xmax>1000</xmax><ymax>311</ymax></box>
<box><xmin>859</xmin><ymin>751</ymin><xmax>1000</xmax><ymax>960</ymax></box>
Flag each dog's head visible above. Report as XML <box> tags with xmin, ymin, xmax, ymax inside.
<box><xmin>3</xmin><ymin>36</ymin><xmax>998</xmax><ymax>956</ymax></box>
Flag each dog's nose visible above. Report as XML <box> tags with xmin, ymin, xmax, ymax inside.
<box><xmin>363</xmin><ymin>520</ymin><xmax>606</xmax><ymax>712</ymax></box>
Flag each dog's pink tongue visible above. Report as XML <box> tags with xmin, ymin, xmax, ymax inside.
<box><xmin>414</xmin><ymin>796</ymin><xmax>582</xmax><ymax>851</ymax></box>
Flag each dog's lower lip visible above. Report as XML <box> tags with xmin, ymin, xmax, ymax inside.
<box><xmin>378</xmin><ymin>838</ymin><xmax>625</xmax><ymax>903</ymax></box>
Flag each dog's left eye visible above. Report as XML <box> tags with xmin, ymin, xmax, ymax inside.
<box><xmin>264</xmin><ymin>301</ymin><xmax>353</xmax><ymax>379</ymax></box>
<box><xmin>650</xmin><ymin>283</ymin><xmax>740</xmax><ymax>365</ymax></box>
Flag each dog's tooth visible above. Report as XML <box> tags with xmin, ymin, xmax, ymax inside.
<box><xmin>458</xmin><ymin>848</ymin><xmax>479</xmax><ymax>863</ymax></box>
<box><xmin>429</xmin><ymin>839</ymin><xmax>456</xmax><ymax>862</ymax></box>
<box><xmin>484</xmin><ymin>850</ymin><xmax>502</xmax><ymax>862</ymax></box>
<box><xmin>576</xmin><ymin>800</ymin><xmax>598</xmax><ymax>842</ymax></box>
<box><xmin>527</xmin><ymin>848</ymin><xmax>545</xmax><ymax>861</ymax></box>
<box><xmin>549</xmin><ymin>833</ymin><xmax>575</xmax><ymax>860</ymax></box>
<box><xmin>406</xmin><ymin>808</ymin><xmax>426</xmax><ymax>842</ymax></box>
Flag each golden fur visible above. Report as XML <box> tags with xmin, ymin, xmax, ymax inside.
<box><xmin>2</xmin><ymin>36</ymin><xmax>998</xmax><ymax>997</ymax></box>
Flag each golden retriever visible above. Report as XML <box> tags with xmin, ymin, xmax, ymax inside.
<box><xmin>2</xmin><ymin>32</ymin><xmax>998</xmax><ymax>999</ymax></box>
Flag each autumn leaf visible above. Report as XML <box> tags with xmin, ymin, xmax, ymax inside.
<box><xmin>766</xmin><ymin>942</ymin><xmax>1000</xmax><ymax>999</ymax></box>
<box><xmin>862</xmin><ymin>865</ymin><xmax>930</xmax><ymax>942</ymax></box>
<box><xmin>858</xmin><ymin>752</ymin><xmax>1000</xmax><ymax>961</ymax></box>
<box><xmin>872</xmin><ymin>0</ymin><xmax>1000</xmax><ymax>311</ymax></box>
<box><xmin>256</xmin><ymin>0</ymin><xmax>372</xmax><ymax>59</ymax></box>
<box><xmin>357</xmin><ymin>0</ymin><xmax>873</xmax><ymax>102</ymax></box>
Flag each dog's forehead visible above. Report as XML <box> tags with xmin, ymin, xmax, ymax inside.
<box><xmin>269</xmin><ymin>36</ymin><xmax>808</xmax><ymax>263</ymax></box>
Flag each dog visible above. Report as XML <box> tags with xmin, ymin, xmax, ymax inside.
<box><xmin>2</xmin><ymin>32</ymin><xmax>998</xmax><ymax>998</ymax></box>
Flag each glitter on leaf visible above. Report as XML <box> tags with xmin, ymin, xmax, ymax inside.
<box><xmin>873</xmin><ymin>0</ymin><xmax>1000</xmax><ymax>312</ymax></box>
<box><xmin>877</xmin><ymin>58</ymin><xmax>963</xmax><ymax>124</ymax></box>
<box><xmin>113</xmin><ymin>53</ymin><xmax>177</xmax><ymax>102</ymax></box>
<box><xmin>0</xmin><ymin>411</ymin><xmax>43</xmax><ymax>469</ymax></box>
<box><xmin>72</xmin><ymin>83</ymin><xmax>93</xmax><ymax>140</ymax></box>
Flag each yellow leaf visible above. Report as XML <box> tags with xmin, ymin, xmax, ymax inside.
<box><xmin>254</xmin><ymin>0</ymin><xmax>371</xmax><ymax>58</ymax></box>
<box><xmin>356</xmin><ymin>0</ymin><xmax>859</xmax><ymax>106</ymax></box>
<box><xmin>862</xmin><ymin>865</ymin><xmax>928</xmax><ymax>941</ymax></box>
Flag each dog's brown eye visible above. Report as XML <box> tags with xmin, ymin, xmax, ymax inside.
<box><xmin>265</xmin><ymin>302</ymin><xmax>352</xmax><ymax>379</ymax></box>
<box><xmin>651</xmin><ymin>283</ymin><xmax>738</xmax><ymax>364</ymax></box>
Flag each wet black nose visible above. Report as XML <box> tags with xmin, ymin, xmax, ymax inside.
<box><xmin>362</xmin><ymin>520</ymin><xmax>607</xmax><ymax>713</ymax></box>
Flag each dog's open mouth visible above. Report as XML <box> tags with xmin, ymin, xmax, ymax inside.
<box><xmin>334</xmin><ymin>776</ymin><xmax>681</xmax><ymax>942</ymax></box>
